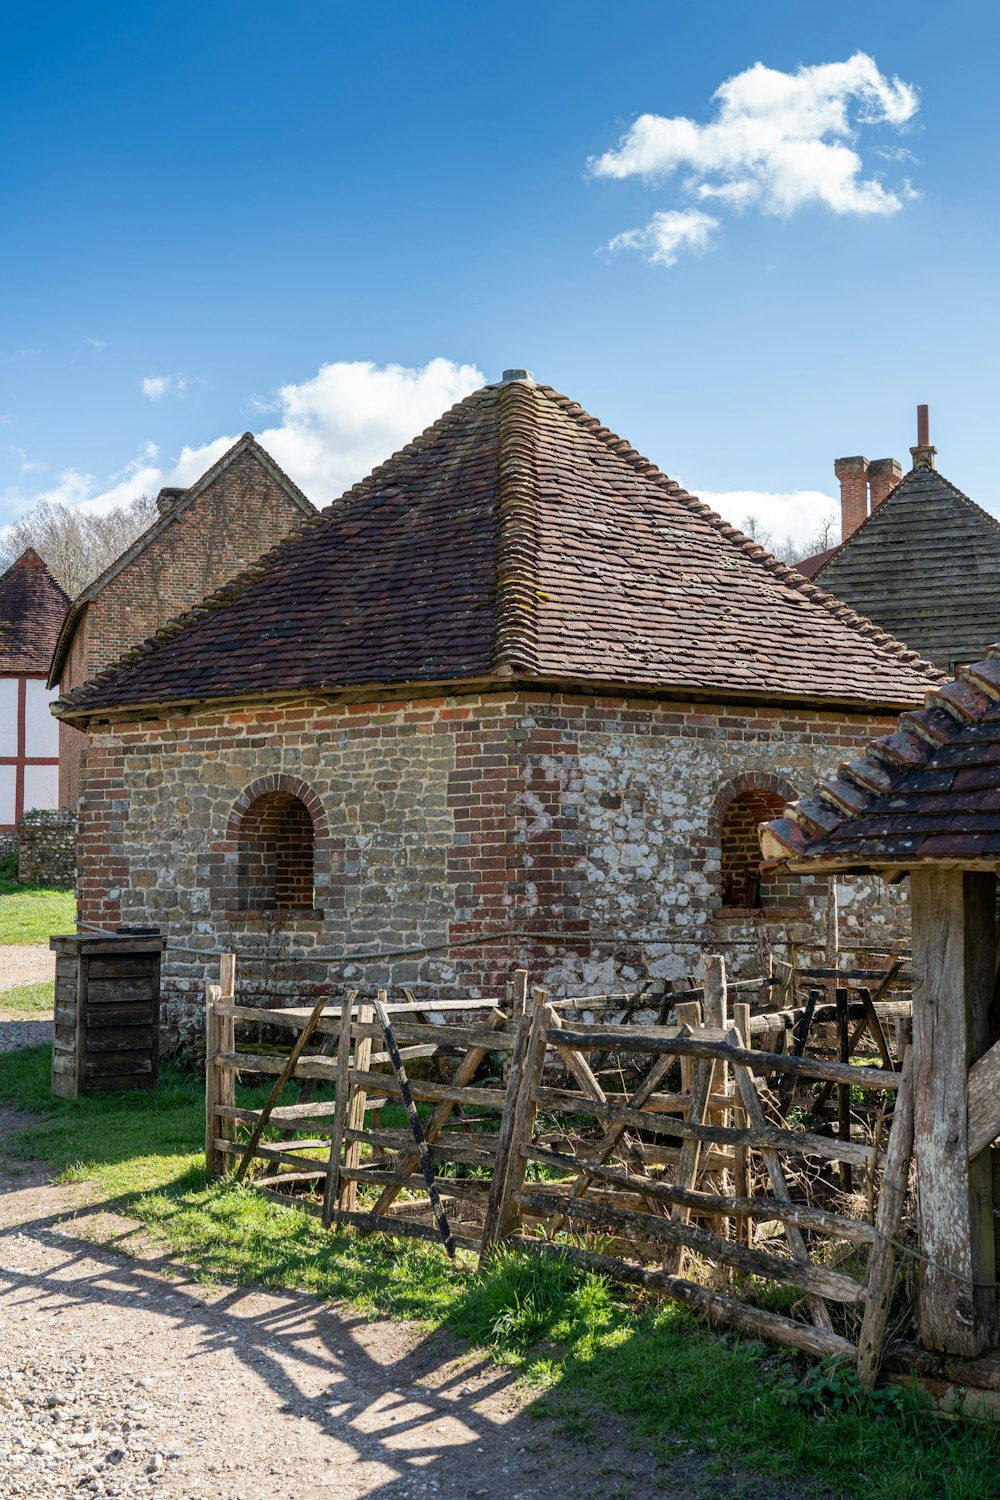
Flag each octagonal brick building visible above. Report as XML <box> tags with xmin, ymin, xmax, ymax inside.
<box><xmin>54</xmin><ymin>373</ymin><xmax>941</xmax><ymax>1048</ymax></box>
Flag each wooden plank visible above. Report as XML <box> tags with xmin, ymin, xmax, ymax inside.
<box><xmin>374</xmin><ymin>1007</ymin><xmax>508</xmax><ymax>1216</ymax></box>
<box><xmin>86</xmin><ymin>1027</ymin><xmax>155</xmax><ymax>1052</ymax></box>
<box><xmin>523</xmin><ymin>1145</ymin><xmax>876</xmax><ymax>1243</ymax></box>
<box><xmin>532</xmin><ymin>1085</ymin><xmax>877</xmax><ymax>1167</ymax></box>
<box><xmin>84</xmin><ymin>1056</ymin><xmax>153</xmax><ymax>1078</ymax></box>
<box><xmin>968</xmin><ymin>1038</ymin><xmax>1000</xmax><ymax>1160</ymax></box>
<box><xmin>515</xmin><ymin>1190</ymin><xmax>865</xmax><ymax>1303</ymax></box>
<box><xmin>86</xmin><ymin>1006</ymin><xmax>155</xmax><ymax>1029</ymax></box>
<box><xmin>85</xmin><ymin>979</ymin><xmax>154</xmax><ymax>1005</ymax></box>
<box><xmin>910</xmin><ymin>869</ymin><xmax>998</xmax><ymax>1356</ymax></box>
<box><xmin>858</xmin><ymin>1047</ymin><xmax>915</xmax><ymax>1389</ymax></box>
<box><xmin>508</xmin><ymin>1238</ymin><xmax>856</xmax><ymax>1361</ymax></box>
<box><xmin>339</xmin><ymin>1001</ymin><xmax>374</xmax><ymax>1212</ymax></box>
<box><xmin>548</xmin><ymin>1028</ymin><xmax>902</xmax><ymax>1091</ymax></box>
<box><xmin>321</xmin><ymin>990</ymin><xmax>357</xmax><ymax>1228</ymax></box>
<box><xmin>233</xmin><ymin>990</ymin><xmax>332</xmax><ymax>1182</ymax></box>
<box><xmin>348</xmin><ymin>1068</ymin><xmax>507</xmax><ymax>1111</ymax></box>
<box><xmin>85</xmin><ymin>959</ymin><xmax>159</xmax><ymax>980</ymax></box>
<box><xmin>729</xmin><ymin>1027</ymin><xmax>834</xmax><ymax>1334</ymax></box>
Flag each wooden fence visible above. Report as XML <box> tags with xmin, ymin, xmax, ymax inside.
<box><xmin>204</xmin><ymin>955</ymin><xmax>919</xmax><ymax>1386</ymax></box>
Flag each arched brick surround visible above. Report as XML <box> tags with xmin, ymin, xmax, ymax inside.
<box><xmin>208</xmin><ymin>774</ymin><xmax>337</xmax><ymax>919</ymax></box>
<box><xmin>710</xmin><ymin>773</ymin><xmax>801</xmax><ymax>910</ymax></box>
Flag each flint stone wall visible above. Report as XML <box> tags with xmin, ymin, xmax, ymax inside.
<box><xmin>18</xmin><ymin>808</ymin><xmax>77</xmax><ymax>888</ymax></box>
<box><xmin>74</xmin><ymin>688</ymin><xmax>908</xmax><ymax>1055</ymax></box>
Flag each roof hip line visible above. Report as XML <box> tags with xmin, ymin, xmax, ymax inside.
<box><xmin>492</xmin><ymin>379</ymin><xmax>541</xmax><ymax>676</ymax></box>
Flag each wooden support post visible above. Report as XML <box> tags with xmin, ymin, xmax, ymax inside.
<box><xmin>662</xmin><ymin>1054</ymin><xmax>715</xmax><ymax>1275</ymax></box>
<box><xmin>322</xmin><ymin>992</ymin><xmax>357</xmax><ymax>1228</ymax></box>
<box><xmin>481</xmin><ymin>996</ymin><xmax>550</xmax><ymax>1255</ymax></box>
<box><xmin>338</xmin><ymin>998</ymin><xmax>375</xmax><ymax>1213</ymax></box>
<box><xmin>910</xmin><ymin>869</ymin><xmax>998</xmax><ymax>1356</ymax></box>
<box><xmin>220</xmin><ymin>952</ymin><xmax>236</xmax><ymax>1002</ymax></box>
<box><xmin>205</xmin><ymin>983</ymin><xmax>232</xmax><ymax>1176</ymax></box>
<box><xmin>733</xmin><ymin>999</ymin><xmax>752</xmax><ymax>1246</ymax></box>
<box><xmin>512</xmin><ymin>969</ymin><xmax>529</xmax><ymax>1017</ymax></box>
<box><xmin>858</xmin><ymin>1048</ymin><xmax>915</xmax><ymax>1388</ymax></box>
<box><xmin>702</xmin><ymin>954</ymin><xmax>731</xmax><ymax>1228</ymax></box>
<box><xmin>837</xmin><ymin>987</ymin><xmax>853</xmax><ymax>1193</ymax></box>
<box><xmin>674</xmin><ymin>1000</ymin><xmax>701</xmax><ymax>1094</ymax></box>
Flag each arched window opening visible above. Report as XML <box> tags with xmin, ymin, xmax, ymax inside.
<box><xmin>720</xmin><ymin>789</ymin><xmax>795</xmax><ymax>909</ymax></box>
<box><xmin>237</xmin><ymin>791</ymin><xmax>315</xmax><ymax>912</ymax></box>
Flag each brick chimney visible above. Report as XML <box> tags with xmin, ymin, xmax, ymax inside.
<box><xmin>155</xmin><ymin>486</ymin><xmax>186</xmax><ymax>516</ymax></box>
<box><xmin>868</xmin><ymin>457</ymin><xmax>902</xmax><ymax>510</ymax></box>
<box><xmin>834</xmin><ymin>455</ymin><xmax>869</xmax><ymax>542</ymax></box>
<box><xmin>910</xmin><ymin>403</ymin><xmax>937</xmax><ymax>470</ymax></box>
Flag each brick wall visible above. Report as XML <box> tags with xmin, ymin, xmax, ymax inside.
<box><xmin>58</xmin><ymin>449</ymin><xmax>311</xmax><ymax>807</ymax></box>
<box><xmin>74</xmin><ymin>688</ymin><xmax>907</xmax><ymax>1053</ymax></box>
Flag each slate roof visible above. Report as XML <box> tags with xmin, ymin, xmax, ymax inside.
<box><xmin>812</xmin><ymin>465</ymin><xmax>1000</xmax><ymax>672</ymax></box>
<box><xmin>0</xmin><ymin>549</ymin><xmax>70</xmax><ymax>674</ymax></box>
<box><xmin>54</xmin><ymin>377</ymin><xmax>943</xmax><ymax>722</ymax></box>
<box><xmin>47</xmin><ymin>432</ymin><xmax>316</xmax><ymax>686</ymax></box>
<box><xmin>760</xmin><ymin>653</ymin><xmax>1000</xmax><ymax>871</ymax></box>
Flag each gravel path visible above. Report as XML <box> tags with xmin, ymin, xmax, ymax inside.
<box><xmin>0</xmin><ymin>1017</ymin><xmax>52</xmax><ymax>1052</ymax></box>
<box><xmin>0</xmin><ymin>1128</ymin><xmax>822</xmax><ymax>1500</ymax></box>
<box><xmin>0</xmin><ymin>945</ymin><xmax>54</xmax><ymax>995</ymax></box>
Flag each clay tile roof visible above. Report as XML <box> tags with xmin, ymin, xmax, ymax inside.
<box><xmin>54</xmin><ymin>379</ymin><xmax>944</xmax><ymax>720</ymax></box>
<box><xmin>0</xmin><ymin>549</ymin><xmax>69</xmax><ymax>674</ymax></box>
<box><xmin>760</xmin><ymin>651</ymin><xmax>1000</xmax><ymax>871</ymax></box>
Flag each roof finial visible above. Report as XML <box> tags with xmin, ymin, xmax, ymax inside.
<box><xmin>910</xmin><ymin>403</ymin><xmax>937</xmax><ymax>470</ymax></box>
<box><xmin>500</xmin><ymin>369</ymin><xmax>535</xmax><ymax>385</ymax></box>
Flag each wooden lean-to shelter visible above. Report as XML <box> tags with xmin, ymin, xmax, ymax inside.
<box><xmin>762</xmin><ymin>655</ymin><xmax>1000</xmax><ymax>1360</ymax></box>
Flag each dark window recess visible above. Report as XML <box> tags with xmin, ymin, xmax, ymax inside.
<box><xmin>237</xmin><ymin>791</ymin><xmax>315</xmax><ymax>911</ymax></box>
<box><xmin>719</xmin><ymin>789</ymin><xmax>798</xmax><ymax>908</ymax></box>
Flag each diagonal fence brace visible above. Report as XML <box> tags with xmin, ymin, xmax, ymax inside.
<box><xmin>373</xmin><ymin>996</ymin><xmax>456</xmax><ymax>1259</ymax></box>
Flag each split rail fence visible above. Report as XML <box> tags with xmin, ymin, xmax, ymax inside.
<box><xmin>205</xmin><ymin>954</ymin><xmax>920</xmax><ymax>1385</ymax></box>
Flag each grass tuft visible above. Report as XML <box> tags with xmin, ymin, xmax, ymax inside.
<box><xmin>0</xmin><ymin>857</ymin><xmax>76</xmax><ymax>945</ymax></box>
<box><xmin>0</xmin><ymin>980</ymin><xmax>55</xmax><ymax>1013</ymax></box>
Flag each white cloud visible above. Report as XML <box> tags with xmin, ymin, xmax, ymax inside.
<box><xmin>0</xmin><ymin>358</ymin><xmax>486</xmax><ymax>527</ymax></box>
<box><xmin>591</xmin><ymin>52</ymin><xmax>919</xmax><ymax>265</ymax></box>
<box><xmin>697</xmin><ymin>487</ymin><xmax>838</xmax><ymax>553</ymax></box>
<box><xmin>85</xmin><ymin>338</ymin><xmax>107</xmax><ymax>350</ymax></box>
<box><xmin>607</xmin><ymin>208</ymin><xmax>719</xmax><ymax>267</ymax></box>
<box><xmin>141</xmin><ymin>373</ymin><xmax>188</xmax><ymax>400</ymax></box>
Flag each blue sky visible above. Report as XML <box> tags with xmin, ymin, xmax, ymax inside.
<box><xmin>0</xmin><ymin>1</ymin><xmax>997</xmax><ymax>546</ymax></box>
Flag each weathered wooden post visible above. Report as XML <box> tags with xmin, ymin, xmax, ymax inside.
<box><xmin>909</xmin><ymin>870</ymin><xmax>997</xmax><ymax>1354</ymax></box>
<box><xmin>760</xmin><ymin>659</ymin><xmax>1000</xmax><ymax>1362</ymax></box>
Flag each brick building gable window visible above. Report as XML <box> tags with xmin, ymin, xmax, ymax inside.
<box><xmin>710</xmin><ymin>774</ymin><xmax>804</xmax><ymax>918</ymax></box>
<box><xmin>216</xmin><ymin>776</ymin><xmax>329</xmax><ymax>924</ymax></box>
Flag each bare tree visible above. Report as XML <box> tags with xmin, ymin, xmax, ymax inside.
<box><xmin>740</xmin><ymin>510</ymin><xmax>838</xmax><ymax>567</ymax></box>
<box><xmin>0</xmin><ymin>493</ymin><xmax>159</xmax><ymax>597</ymax></box>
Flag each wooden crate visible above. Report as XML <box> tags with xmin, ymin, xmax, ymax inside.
<box><xmin>49</xmin><ymin>933</ymin><xmax>166</xmax><ymax>1098</ymax></box>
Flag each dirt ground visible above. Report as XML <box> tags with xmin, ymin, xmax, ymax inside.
<box><xmin>0</xmin><ymin>944</ymin><xmax>54</xmax><ymax>994</ymax></box>
<box><xmin>0</xmin><ymin>1123</ymin><xmax>830</xmax><ymax>1500</ymax></box>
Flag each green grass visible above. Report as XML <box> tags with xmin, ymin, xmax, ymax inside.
<box><xmin>0</xmin><ymin>854</ymin><xmax>76</xmax><ymax>944</ymax></box>
<box><xmin>0</xmin><ymin>1043</ymin><xmax>997</xmax><ymax>1500</ymax></box>
<box><xmin>0</xmin><ymin>980</ymin><xmax>55</xmax><ymax>1012</ymax></box>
